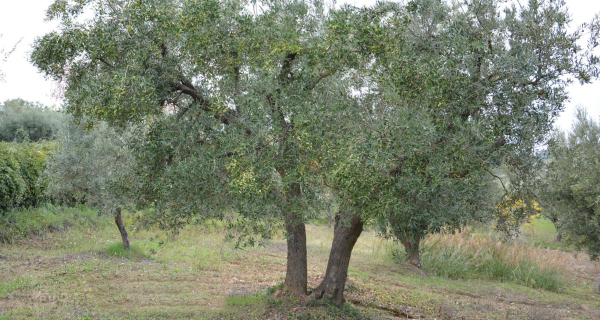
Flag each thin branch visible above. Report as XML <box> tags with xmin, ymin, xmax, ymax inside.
<box><xmin>99</xmin><ymin>57</ymin><xmax>114</xmax><ymax>68</ymax></box>
<box><xmin>485</xmin><ymin>168</ymin><xmax>508</xmax><ymax>193</ymax></box>
<box><xmin>306</xmin><ymin>71</ymin><xmax>332</xmax><ymax>91</ymax></box>
<box><xmin>168</xmin><ymin>91</ymin><xmax>182</xmax><ymax>105</ymax></box>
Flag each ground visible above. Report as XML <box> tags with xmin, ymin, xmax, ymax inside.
<box><xmin>0</xmin><ymin>216</ymin><xmax>599</xmax><ymax>319</ymax></box>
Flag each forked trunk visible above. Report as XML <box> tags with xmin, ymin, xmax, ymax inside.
<box><xmin>312</xmin><ymin>209</ymin><xmax>364</xmax><ymax>306</ymax></box>
<box><xmin>284</xmin><ymin>211</ymin><xmax>308</xmax><ymax>297</ymax></box>
<box><xmin>114</xmin><ymin>208</ymin><xmax>130</xmax><ymax>251</ymax></box>
<box><xmin>400</xmin><ymin>238</ymin><xmax>421</xmax><ymax>268</ymax></box>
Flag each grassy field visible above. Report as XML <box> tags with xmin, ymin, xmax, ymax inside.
<box><xmin>1</xmin><ymin>209</ymin><xmax>599</xmax><ymax>319</ymax></box>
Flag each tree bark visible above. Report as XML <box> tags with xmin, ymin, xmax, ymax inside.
<box><xmin>283</xmin><ymin>211</ymin><xmax>308</xmax><ymax>297</ymax></box>
<box><xmin>551</xmin><ymin>217</ymin><xmax>562</xmax><ymax>242</ymax></box>
<box><xmin>400</xmin><ymin>238</ymin><xmax>422</xmax><ymax>268</ymax></box>
<box><xmin>114</xmin><ymin>208</ymin><xmax>130</xmax><ymax>251</ymax></box>
<box><xmin>312</xmin><ymin>209</ymin><xmax>364</xmax><ymax>306</ymax></box>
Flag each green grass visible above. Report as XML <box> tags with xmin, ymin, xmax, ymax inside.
<box><xmin>0</xmin><ymin>204</ymin><xmax>108</xmax><ymax>243</ymax></box>
<box><xmin>105</xmin><ymin>243</ymin><xmax>149</xmax><ymax>260</ymax></box>
<box><xmin>522</xmin><ymin>216</ymin><xmax>574</xmax><ymax>251</ymax></box>
<box><xmin>0</xmin><ymin>276</ymin><xmax>31</xmax><ymax>297</ymax></box>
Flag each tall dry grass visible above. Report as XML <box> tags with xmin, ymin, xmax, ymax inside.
<box><xmin>418</xmin><ymin>233</ymin><xmax>568</xmax><ymax>291</ymax></box>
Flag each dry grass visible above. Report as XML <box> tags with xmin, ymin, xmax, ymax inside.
<box><xmin>425</xmin><ymin>232</ymin><xmax>570</xmax><ymax>273</ymax></box>
<box><xmin>415</xmin><ymin>233</ymin><xmax>568</xmax><ymax>291</ymax></box>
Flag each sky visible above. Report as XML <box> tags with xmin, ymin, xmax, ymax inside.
<box><xmin>0</xmin><ymin>0</ymin><xmax>599</xmax><ymax>132</ymax></box>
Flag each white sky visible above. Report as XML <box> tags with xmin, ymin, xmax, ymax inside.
<box><xmin>0</xmin><ymin>0</ymin><xmax>599</xmax><ymax>132</ymax></box>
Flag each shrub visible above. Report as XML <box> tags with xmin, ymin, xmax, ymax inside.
<box><xmin>0</xmin><ymin>142</ymin><xmax>54</xmax><ymax>213</ymax></box>
<box><xmin>0</xmin><ymin>145</ymin><xmax>24</xmax><ymax>211</ymax></box>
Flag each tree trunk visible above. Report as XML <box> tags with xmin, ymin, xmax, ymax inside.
<box><xmin>284</xmin><ymin>211</ymin><xmax>308</xmax><ymax>297</ymax></box>
<box><xmin>114</xmin><ymin>208</ymin><xmax>130</xmax><ymax>251</ymax></box>
<box><xmin>551</xmin><ymin>217</ymin><xmax>562</xmax><ymax>242</ymax></box>
<box><xmin>312</xmin><ymin>209</ymin><xmax>364</xmax><ymax>306</ymax></box>
<box><xmin>400</xmin><ymin>237</ymin><xmax>421</xmax><ymax>268</ymax></box>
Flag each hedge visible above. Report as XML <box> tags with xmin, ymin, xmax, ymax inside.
<box><xmin>0</xmin><ymin>142</ymin><xmax>54</xmax><ymax>213</ymax></box>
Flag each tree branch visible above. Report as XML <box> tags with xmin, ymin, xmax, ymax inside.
<box><xmin>485</xmin><ymin>168</ymin><xmax>508</xmax><ymax>193</ymax></box>
<box><xmin>306</xmin><ymin>71</ymin><xmax>332</xmax><ymax>91</ymax></box>
<box><xmin>99</xmin><ymin>57</ymin><xmax>114</xmax><ymax>68</ymax></box>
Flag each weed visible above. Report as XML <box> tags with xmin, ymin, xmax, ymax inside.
<box><xmin>0</xmin><ymin>276</ymin><xmax>30</xmax><ymax>297</ymax></box>
<box><xmin>267</xmin><ymin>282</ymin><xmax>284</xmax><ymax>295</ymax></box>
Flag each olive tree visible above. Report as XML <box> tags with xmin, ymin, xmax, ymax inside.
<box><xmin>312</xmin><ymin>0</ymin><xmax>600</xmax><ymax>304</ymax></box>
<box><xmin>32</xmin><ymin>0</ymin><xmax>355</xmax><ymax>297</ymax></box>
<box><xmin>44</xmin><ymin>119</ymin><xmax>135</xmax><ymax>249</ymax></box>
<box><xmin>31</xmin><ymin>0</ymin><xmax>600</xmax><ymax>307</ymax></box>
<box><xmin>542</xmin><ymin>109</ymin><xmax>600</xmax><ymax>256</ymax></box>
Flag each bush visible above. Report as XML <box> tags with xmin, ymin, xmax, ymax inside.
<box><xmin>0</xmin><ymin>142</ymin><xmax>54</xmax><ymax>213</ymax></box>
<box><xmin>0</xmin><ymin>145</ymin><xmax>24</xmax><ymax>211</ymax></box>
<box><xmin>0</xmin><ymin>99</ymin><xmax>65</xmax><ymax>142</ymax></box>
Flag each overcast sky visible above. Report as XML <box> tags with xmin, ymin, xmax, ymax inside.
<box><xmin>0</xmin><ymin>0</ymin><xmax>599</xmax><ymax>132</ymax></box>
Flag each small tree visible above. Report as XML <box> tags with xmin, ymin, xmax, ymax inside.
<box><xmin>44</xmin><ymin>119</ymin><xmax>135</xmax><ymax>249</ymax></box>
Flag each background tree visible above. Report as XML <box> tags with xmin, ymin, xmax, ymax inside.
<box><xmin>0</xmin><ymin>99</ymin><xmax>65</xmax><ymax>142</ymax></box>
<box><xmin>0</xmin><ymin>34</ymin><xmax>20</xmax><ymax>82</ymax></box>
<box><xmin>44</xmin><ymin>119</ymin><xmax>135</xmax><ymax>249</ymax></box>
<box><xmin>541</xmin><ymin>108</ymin><xmax>600</xmax><ymax>257</ymax></box>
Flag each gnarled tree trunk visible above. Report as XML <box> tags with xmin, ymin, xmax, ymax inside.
<box><xmin>400</xmin><ymin>237</ymin><xmax>421</xmax><ymax>268</ymax></box>
<box><xmin>114</xmin><ymin>208</ymin><xmax>130</xmax><ymax>251</ymax></box>
<box><xmin>277</xmin><ymin>181</ymin><xmax>308</xmax><ymax>297</ymax></box>
<box><xmin>312</xmin><ymin>209</ymin><xmax>364</xmax><ymax>306</ymax></box>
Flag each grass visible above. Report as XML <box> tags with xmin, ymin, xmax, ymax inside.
<box><xmin>415</xmin><ymin>233</ymin><xmax>565</xmax><ymax>291</ymax></box>
<box><xmin>0</xmin><ymin>207</ymin><xmax>599</xmax><ymax>319</ymax></box>
<box><xmin>0</xmin><ymin>204</ymin><xmax>107</xmax><ymax>243</ymax></box>
<box><xmin>105</xmin><ymin>243</ymin><xmax>149</xmax><ymax>260</ymax></box>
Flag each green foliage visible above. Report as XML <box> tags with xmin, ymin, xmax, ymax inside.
<box><xmin>324</xmin><ymin>0</ymin><xmax>599</xmax><ymax>257</ymax></box>
<box><xmin>0</xmin><ymin>141</ymin><xmax>54</xmax><ymax>212</ymax></box>
<box><xmin>0</xmin><ymin>99</ymin><xmax>65</xmax><ymax>142</ymax></box>
<box><xmin>44</xmin><ymin>119</ymin><xmax>134</xmax><ymax>212</ymax></box>
<box><xmin>541</xmin><ymin>108</ymin><xmax>600</xmax><ymax>259</ymax></box>
<box><xmin>0</xmin><ymin>204</ymin><xmax>103</xmax><ymax>243</ymax></box>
